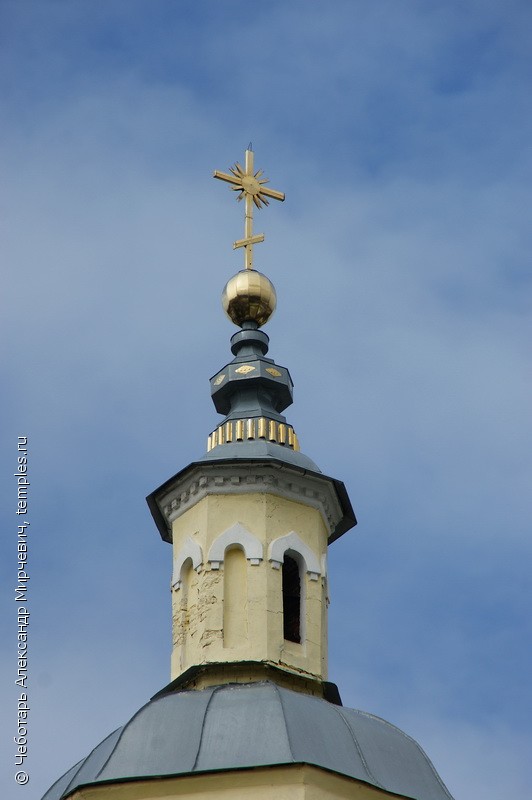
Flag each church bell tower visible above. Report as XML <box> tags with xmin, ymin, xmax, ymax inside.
<box><xmin>42</xmin><ymin>149</ymin><xmax>455</xmax><ymax>800</ymax></box>
<box><xmin>147</xmin><ymin>147</ymin><xmax>356</xmax><ymax>698</ymax></box>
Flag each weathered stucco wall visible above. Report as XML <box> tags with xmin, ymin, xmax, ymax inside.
<box><xmin>170</xmin><ymin>492</ymin><xmax>329</xmax><ymax>683</ymax></box>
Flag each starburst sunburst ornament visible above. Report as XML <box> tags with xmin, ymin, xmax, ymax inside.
<box><xmin>221</xmin><ymin>160</ymin><xmax>281</xmax><ymax>209</ymax></box>
<box><xmin>214</xmin><ymin>146</ymin><xmax>285</xmax><ymax>270</ymax></box>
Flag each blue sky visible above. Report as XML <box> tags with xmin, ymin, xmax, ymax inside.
<box><xmin>1</xmin><ymin>2</ymin><xmax>531</xmax><ymax>798</ymax></box>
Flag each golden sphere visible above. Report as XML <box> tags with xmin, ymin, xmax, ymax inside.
<box><xmin>222</xmin><ymin>270</ymin><xmax>277</xmax><ymax>328</ymax></box>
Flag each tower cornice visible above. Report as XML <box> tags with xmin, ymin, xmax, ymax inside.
<box><xmin>147</xmin><ymin>457</ymin><xmax>356</xmax><ymax>546</ymax></box>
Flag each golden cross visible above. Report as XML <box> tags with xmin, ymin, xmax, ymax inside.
<box><xmin>213</xmin><ymin>147</ymin><xmax>285</xmax><ymax>270</ymax></box>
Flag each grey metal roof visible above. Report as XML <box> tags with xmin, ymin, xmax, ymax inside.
<box><xmin>42</xmin><ymin>682</ymin><xmax>454</xmax><ymax>800</ymax></box>
<box><xmin>201</xmin><ymin>438</ymin><xmax>321</xmax><ymax>472</ymax></box>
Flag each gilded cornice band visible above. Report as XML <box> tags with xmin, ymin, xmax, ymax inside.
<box><xmin>207</xmin><ymin>417</ymin><xmax>300</xmax><ymax>452</ymax></box>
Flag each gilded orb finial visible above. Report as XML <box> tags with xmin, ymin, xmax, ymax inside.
<box><xmin>213</xmin><ymin>147</ymin><xmax>285</xmax><ymax>271</ymax></box>
<box><xmin>214</xmin><ymin>148</ymin><xmax>284</xmax><ymax>329</ymax></box>
<box><xmin>222</xmin><ymin>269</ymin><xmax>277</xmax><ymax>328</ymax></box>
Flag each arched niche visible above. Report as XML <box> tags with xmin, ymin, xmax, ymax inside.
<box><xmin>171</xmin><ymin>537</ymin><xmax>203</xmax><ymax>590</ymax></box>
<box><xmin>223</xmin><ymin>546</ymin><xmax>248</xmax><ymax>649</ymax></box>
<box><xmin>268</xmin><ymin>532</ymin><xmax>321</xmax><ymax>580</ymax></box>
<box><xmin>207</xmin><ymin>523</ymin><xmax>263</xmax><ymax>570</ymax></box>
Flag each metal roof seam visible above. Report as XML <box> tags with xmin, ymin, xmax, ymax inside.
<box><xmin>90</xmin><ymin>728</ymin><xmax>124</xmax><ymax>784</ymax></box>
<box><xmin>63</xmin><ymin>728</ymin><xmax>122</xmax><ymax>797</ymax></box>
<box><xmin>190</xmin><ymin>685</ymin><xmax>219</xmax><ymax>773</ymax></box>
<box><xmin>353</xmin><ymin>710</ymin><xmax>454</xmax><ymax>800</ymax></box>
<box><xmin>270</xmin><ymin>681</ymin><xmax>296</xmax><ymax>760</ymax></box>
<box><xmin>334</xmin><ymin>706</ymin><xmax>385</xmax><ymax>790</ymax></box>
<box><xmin>41</xmin><ymin>759</ymin><xmax>84</xmax><ymax>800</ymax></box>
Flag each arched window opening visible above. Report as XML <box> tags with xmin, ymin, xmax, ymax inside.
<box><xmin>282</xmin><ymin>555</ymin><xmax>301</xmax><ymax>643</ymax></box>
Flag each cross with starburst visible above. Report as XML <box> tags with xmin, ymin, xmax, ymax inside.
<box><xmin>213</xmin><ymin>146</ymin><xmax>285</xmax><ymax>270</ymax></box>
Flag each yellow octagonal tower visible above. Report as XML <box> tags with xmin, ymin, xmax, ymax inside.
<box><xmin>42</xmin><ymin>149</ymin><xmax>454</xmax><ymax>800</ymax></box>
